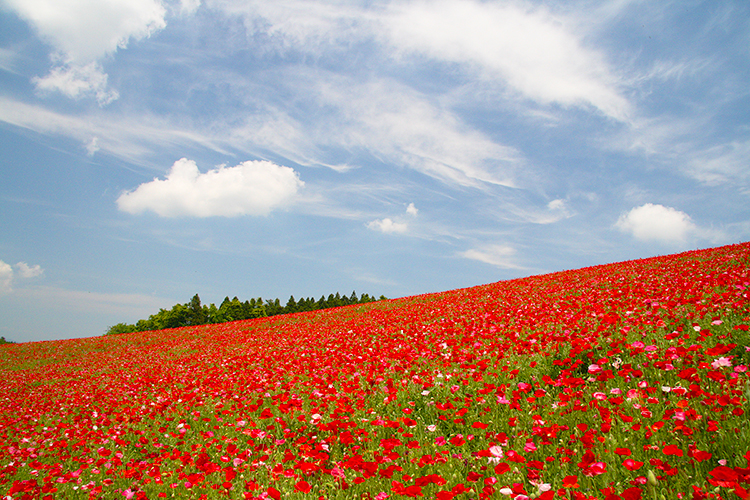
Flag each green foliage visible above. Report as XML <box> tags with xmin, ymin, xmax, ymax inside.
<box><xmin>104</xmin><ymin>290</ymin><xmax>387</xmax><ymax>335</ymax></box>
<box><xmin>0</xmin><ymin>336</ymin><xmax>15</xmax><ymax>345</ymax></box>
<box><xmin>104</xmin><ymin>323</ymin><xmax>138</xmax><ymax>335</ymax></box>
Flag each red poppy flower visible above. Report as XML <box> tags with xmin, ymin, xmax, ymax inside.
<box><xmin>623</xmin><ymin>459</ymin><xmax>644</xmax><ymax>471</ymax></box>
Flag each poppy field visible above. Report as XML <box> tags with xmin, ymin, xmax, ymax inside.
<box><xmin>2</xmin><ymin>243</ymin><xmax>750</xmax><ymax>500</ymax></box>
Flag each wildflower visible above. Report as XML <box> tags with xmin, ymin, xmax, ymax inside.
<box><xmin>331</xmin><ymin>467</ymin><xmax>345</xmax><ymax>480</ymax></box>
<box><xmin>711</xmin><ymin>357</ymin><xmax>732</xmax><ymax>369</ymax></box>
<box><xmin>294</xmin><ymin>480</ymin><xmax>311</xmax><ymax>493</ymax></box>
<box><xmin>489</xmin><ymin>445</ymin><xmax>504</xmax><ymax>460</ymax></box>
<box><xmin>623</xmin><ymin>459</ymin><xmax>644</xmax><ymax>471</ymax></box>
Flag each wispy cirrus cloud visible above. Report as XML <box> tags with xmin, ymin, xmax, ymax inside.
<box><xmin>382</xmin><ymin>0</ymin><xmax>632</xmax><ymax>121</ymax></box>
<box><xmin>460</xmin><ymin>244</ymin><xmax>523</xmax><ymax>269</ymax></box>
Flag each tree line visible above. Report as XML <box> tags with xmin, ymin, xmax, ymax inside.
<box><xmin>105</xmin><ymin>291</ymin><xmax>386</xmax><ymax>335</ymax></box>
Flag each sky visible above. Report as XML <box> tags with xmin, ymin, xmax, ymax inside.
<box><xmin>0</xmin><ymin>0</ymin><xmax>749</xmax><ymax>343</ymax></box>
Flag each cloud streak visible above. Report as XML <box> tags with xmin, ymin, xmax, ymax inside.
<box><xmin>460</xmin><ymin>244</ymin><xmax>523</xmax><ymax>269</ymax></box>
<box><xmin>383</xmin><ymin>0</ymin><xmax>631</xmax><ymax>121</ymax></box>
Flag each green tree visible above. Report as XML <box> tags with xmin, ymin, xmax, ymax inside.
<box><xmin>265</xmin><ymin>298</ymin><xmax>282</xmax><ymax>316</ymax></box>
<box><xmin>105</xmin><ymin>323</ymin><xmax>137</xmax><ymax>335</ymax></box>
<box><xmin>285</xmin><ymin>295</ymin><xmax>297</xmax><ymax>314</ymax></box>
<box><xmin>187</xmin><ymin>294</ymin><xmax>207</xmax><ymax>325</ymax></box>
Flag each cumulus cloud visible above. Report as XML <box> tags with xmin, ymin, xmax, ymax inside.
<box><xmin>33</xmin><ymin>63</ymin><xmax>119</xmax><ymax>105</ymax></box>
<box><xmin>0</xmin><ymin>261</ymin><xmax>12</xmax><ymax>294</ymax></box>
<box><xmin>86</xmin><ymin>137</ymin><xmax>100</xmax><ymax>156</ymax></box>
<box><xmin>117</xmin><ymin>158</ymin><xmax>304</xmax><ymax>217</ymax></box>
<box><xmin>5</xmin><ymin>0</ymin><xmax>167</xmax><ymax>103</ymax></box>
<box><xmin>5</xmin><ymin>0</ymin><xmax>166</xmax><ymax>62</ymax></box>
<box><xmin>15</xmin><ymin>262</ymin><xmax>44</xmax><ymax>279</ymax></box>
<box><xmin>367</xmin><ymin>204</ymin><xmax>419</xmax><ymax>234</ymax></box>
<box><xmin>367</xmin><ymin>218</ymin><xmax>408</xmax><ymax>234</ymax></box>
<box><xmin>384</xmin><ymin>0</ymin><xmax>630</xmax><ymax>121</ymax></box>
<box><xmin>615</xmin><ymin>203</ymin><xmax>696</xmax><ymax>243</ymax></box>
<box><xmin>460</xmin><ymin>244</ymin><xmax>523</xmax><ymax>269</ymax></box>
<box><xmin>547</xmin><ymin>199</ymin><xmax>566</xmax><ymax>211</ymax></box>
<box><xmin>0</xmin><ymin>260</ymin><xmax>45</xmax><ymax>293</ymax></box>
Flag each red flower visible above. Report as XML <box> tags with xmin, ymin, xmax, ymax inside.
<box><xmin>266</xmin><ymin>487</ymin><xmax>281</xmax><ymax>500</ymax></box>
<box><xmin>494</xmin><ymin>463</ymin><xmax>510</xmax><ymax>475</ymax></box>
<box><xmin>562</xmin><ymin>475</ymin><xmax>580</xmax><ymax>488</ymax></box>
<box><xmin>623</xmin><ymin>459</ymin><xmax>643</xmax><ymax>471</ymax></box>
<box><xmin>295</xmin><ymin>480</ymin><xmax>312</xmax><ymax>493</ymax></box>
<box><xmin>662</xmin><ymin>445</ymin><xmax>683</xmax><ymax>457</ymax></box>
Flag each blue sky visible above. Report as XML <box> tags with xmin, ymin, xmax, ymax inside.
<box><xmin>1</xmin><ymin>0</ymin><xmax>748</xmax><ymax>342</ymax></box>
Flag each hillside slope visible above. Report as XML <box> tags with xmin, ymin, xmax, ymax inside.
<box><xmin>2</xmin><ymin>243</ymin><xmax>750</xmax><ymax>499</ymax></box>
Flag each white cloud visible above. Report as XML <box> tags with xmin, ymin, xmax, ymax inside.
<box><xmin>406</xmin><ymin>202</ymin><xmax>418</xmax><ymax>216</ymax></box>
<box><xmin>0</xmin><ymin>261</ymin><xmax>13</xmax><ymax>294</ymax></box>
<box><xmin>6</xmin><ymin>0</ymin><xmax>166</xmax><ymax>103</ymax></box>
<box><xmin>5</xmin><ymin>0</ymin><xmax>167</xmax><ymax>63</ymax></box>
<box><xmin>547</xmin><ymin>199</ymin><xmax>566</xmax><ymax>211</ymax></box>
<box><xmin>15</xmin><ymin>262</ymin><xmax>44</xmax><ymax>279</ymax></box>
<box><xmin>0</xmin><ymin>97</ymin><xmax>227</xmax><ymax>163</ymax></box>
<box><xmin>0</xmin><ymin>260</ymin><xmax>45</xmax><ymax>293</ymax></box>
<box><xmin>686</xmin><ymin>140</ymin><xmax>750</xmax><ymax>187</ymax></box>
<box><xmin>33</xmin><ymin>63</ymin><xmax>119</xmax><ymax>105</ymax></box>
<box><xmin>316</xmin><ymin>77</ymin><xmax>522</xmax><ymax>188</ymax></box>
<box><xmin>460</xmin><ymin>244</ymin><xmax>523</xmax><ymax>269</ymax></box>
<box><xmin>86</xmin><ymin>137</ymin><xmax>100</xmax><ymax>156</ymax></box>
<box><xmin>615</xmin><ymin>203</ymin><xmax>696</xmax><ymax>243</ymax></box>
<box><xmin>384</xmin><ymin>0</ymin><xmax>630</xmax><ymax>121</ymax></box>
<box><xmin>367</xmin><ymin>218</ymin><xmax>408</xmax><ymax>234</ymax></box>
<box><xmin>117</xmin><ymin>158</ymin><xmax>304</xmax><ymax>217</ymax></box>
<box><xmin>213</xmin><ymin>0</ymin><xmax>367</xmax><ymax>52</ymax></box>
<box><xmin>179</xmin><ymin>0</ymin><xmax>201</xmax><ymax>16</ymax></box>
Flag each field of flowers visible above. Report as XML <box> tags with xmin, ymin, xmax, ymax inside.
<box><xmin>2</xmin><ymin>243</ymin><xmax>750</xmax><ymax>500</ymax></box>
